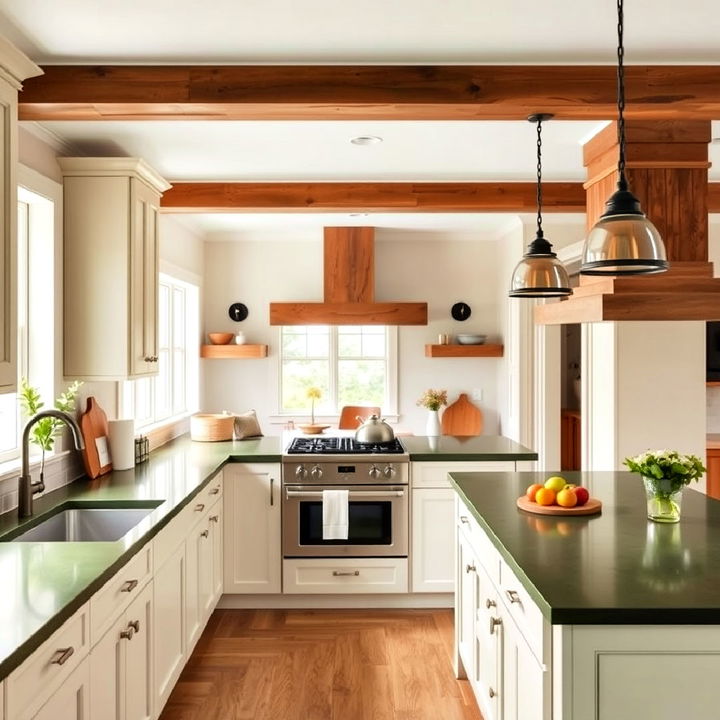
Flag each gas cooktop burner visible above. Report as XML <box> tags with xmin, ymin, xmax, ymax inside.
<box><xmin>287</xmin><ymin>436</ymin><xmax>406</xmax><ymax>455</ymax></box>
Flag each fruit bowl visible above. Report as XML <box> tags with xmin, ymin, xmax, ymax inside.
<box><xmin>516</xmin><ymin>495</ymin><xmax>602</xmax><ymax>516</ymax></box>
<box><xmin>208</xmin><ymin>332</ymin><xmax>234</xmax><ymax>345</ymax></box>
<box><xmin>519</xmin><ymin>477</ymin><xmax>602</xmax><ymax>516</ymax></box>
<box><xmin>456</xmin><ymin>334</ymin><xmax>487</xmax><ymax>345</ymax></box>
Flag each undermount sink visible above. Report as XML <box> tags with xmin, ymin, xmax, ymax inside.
<box><xmin>9</xmin><ymin>506</ymin><xmax>158</xmax><ymax>543</ymax></box>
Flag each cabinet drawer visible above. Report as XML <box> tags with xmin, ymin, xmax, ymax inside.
<box><xmin>412</xmin><ymin>461</ymin><xmax>516</xmax><ymax>489</ymax></box>
<box><xmin>6</xmin><ymin>603</ymin><xmax>89</xmax><ymax>720</ymax></box>
<box><xmin>499</xmin><ymin>559</ymin><xmax>549</xmax><ymax>665</ymax></box>
<box><xmin>283</xmin><ymin>558</ymin><xmax>408</xmax><ymax>594</ymax></box>
<box><xmin>456</xmin><ymin>501</ymin><xmax>501</xmax><ymax>587</ymax></box>
<box><xmin>90</xmin><ymin>544</ymin><xmax>153</xmax><ymax>644</ymax></box>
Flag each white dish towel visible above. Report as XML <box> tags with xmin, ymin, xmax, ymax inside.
<box><xmin>322</xmin><ymin>489</ymin><xmax>349</xmax><ymax>540</ymax></box>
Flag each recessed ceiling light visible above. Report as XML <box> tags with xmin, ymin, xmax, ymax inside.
<box><xmin>351</xmin><ymin>135</ymin><xmax>383</xmax><ymax>146</ymax></box>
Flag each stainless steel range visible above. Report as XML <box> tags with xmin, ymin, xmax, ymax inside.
<box><xmin>282</xmin><ymin>436</ymin><xmax>409</xmax><ymax>558</ymax></box>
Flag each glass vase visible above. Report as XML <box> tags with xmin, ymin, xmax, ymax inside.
<box><xmin>426</xmin><ymin>409</ymin><xmax>441</xmax><ymax>436</ymax></box>
<box><xmin>643</xmin><ymin>477</ymin><xmax>683</xmax><ymax>523</ymax></box>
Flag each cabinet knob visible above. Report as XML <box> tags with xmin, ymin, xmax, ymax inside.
<box><xmin>120</xmin><ymin>627</ymin><xmax>135</xmax><ymax>641</ymax></box>
<box><xmin>489</xmin><ymin>616</ymin><xmax>502</xmax><ymax>635</ymax></box>
<box><xmin>465</xmin><ymin>563</ymin><xmax>476</xmax><ymax>574</ymax></box>
<box><xmin>209</xmin><ymin>515</ymin><xmax>219</xmax><ymax>523</ymax></box>
<box><xmin>128</xmin><ymin>620</ymin><xmax>140</xmax><ymax>633</ymax></box>
<box><xmin>50</xmin><ymin>647</ymin><xmax>74</xmax><ymax>665</ymax></box>
<box><xmin>485</xmin><ymin>598</ymin><xmax>496</xmax><ymax>609</ymax></box>
<box><xmin>489</xmin><ymin>687</ymin><xmax>496</xmax><ymax>699</ymax></box>
<box><xmin>460</xmin><ymin>516</ymin><xmax>470</xmax><ymax>525</ymax></box>
<box><xmin>200</xmin><ymin>529</ymin><xmax>209</xmax><ymax>538</ymax></box>
<box><xmin>505</xmin><ymin>589</ymin><xmax>522</xmax><ymax>605</ymax></box>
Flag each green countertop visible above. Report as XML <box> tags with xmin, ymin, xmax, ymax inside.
<box><xmin>451</xmin><ymin>470</ymin><xmax>720</xmax><ymax>625</ymax></box>
<box><xmin>0</xmin><ymin>435</ymin><xmax>282</xmax><ymax>680</ymax></box>
<box><xmin>402</xmin><ymin>435</ymin><xmax>537</xmax><ymax>461</ymax></box>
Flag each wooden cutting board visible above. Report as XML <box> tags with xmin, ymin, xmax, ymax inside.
<box><xmin>441</xmin><ymin>393</ymin><xmax>484</xmax><ymax>436</ymax></box>
<box><xmin>79</xmin><ymin>396</ymin><xmax>113</xmax><ymax>478</ymax></box>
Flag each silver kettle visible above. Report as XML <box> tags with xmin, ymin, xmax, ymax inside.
<box><xmin>354</xmin><ymin>414</ymin><xmax>395</xmax><ymax>444</ymax></box>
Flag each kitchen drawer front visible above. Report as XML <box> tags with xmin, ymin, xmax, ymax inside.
<box><xmin>412</xmin><ymin>461</ymin><xmax>516</xmax><ymax>489</ymax></box>
<box><xmin>499</xmin><ymin>559</ymin><xmax>549</xmax><ymax>665</ymax></box>
<box><xmin>456</xmin><ymin>500</ymin><xmax>501</xmax><ymax>587</ymax></box>
<box><xmin>283</xmin><ymin>558</ymin><xmax>408</xmax><ymax>594</ymax></box>
<box><xmin>6</xmin><ymin>603</ymin><xmax>89</xmax><ymax>720</ymax></box>
<box><xmin>90</xmin><ymin>544</ymin><xmax>153</xmax><ymax>644</ymax></box>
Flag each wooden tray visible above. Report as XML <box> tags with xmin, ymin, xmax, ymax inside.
<box><xmin>79</xmin><ymin>396</ymin><xmax>112</xmax><ymax>479</ymax></box>
<box><xmin>516</xmin><ymin>495</ymin><xmax>602</xmax><ymax>516</ymax></box>
<box><xmin>297</xmin><ymin>424</ymin><xmax>330</xmax><ymax>435</ymax></box>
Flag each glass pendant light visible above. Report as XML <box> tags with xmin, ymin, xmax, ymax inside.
<box><xmin>580</xmin><ymin>0</ymin><xmax>668</xmax><ymax>275</ymax></box>
<box><xmin>509</xmin><ymin>114</ymin><xmax>572</xmax><ymax>298</ymax></box>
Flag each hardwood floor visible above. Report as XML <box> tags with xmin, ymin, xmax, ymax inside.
<box><xmin>160</xmin><ymin>609</ymin><xmax>482</xmax><ymax>720</ymax></box>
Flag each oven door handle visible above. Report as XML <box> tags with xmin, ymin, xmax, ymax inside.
<box><xmin>284</xmin><ymin>489</ymin><xmax>405</xmax><ymax>499</ymax></box>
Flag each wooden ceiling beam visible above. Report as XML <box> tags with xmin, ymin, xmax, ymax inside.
<box><xmin>160</xmin><ymin>181</ymin><xmax>720</xmax><ymax>213</ymax></box>
<box><xmin>160</xmin><ymin>181</ymin><xmax>587</xmax><ymax>212</ymax></box>
<box><xmin>18</xmin><ymin>65</ymin><xmax>720</xmax><ymax>121</ymax></box>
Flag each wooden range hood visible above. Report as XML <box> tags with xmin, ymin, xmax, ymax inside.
<box><xmin>269</xmin><ymin>227</ymin><xmax>428</xmax><ymax>325</ymax></box>
<box><xmin>536</xmin><ymin>120</ymin><xmax>720</xmax><ymax>325</ymax></box>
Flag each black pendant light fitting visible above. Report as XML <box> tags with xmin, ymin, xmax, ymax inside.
<box><xmin>579</xmin><ymin>0</ymin><xmax>669</xmax><ymax>275</ymax></box>
<box><xmin>508</xmin><ymin>113</ymin><xmax>572</xmax><ymax>298</ymax></box>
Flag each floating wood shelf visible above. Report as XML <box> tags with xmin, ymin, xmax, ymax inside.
<box><xmin>201</xmin><ymin>344</ymin><xmax>268</xmax><ymax>359</ymax></box>
<box><xmin>708</xmin><ymin>381</ymin><xmax>720</xmax><ymax>387</ymax></box>
<box><xmin>425</xmin><ymin>344</ymin><xmax>503</xmax><ymax>358</ymax></box>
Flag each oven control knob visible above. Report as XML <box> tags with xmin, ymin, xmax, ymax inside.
<box><xmin>295</xmin><ymin>465</ymin><xmax>308</xmax><ymax>480</ymax></box>
<box><xmin>383</xmin><ymin>464</ymin><xmax>397</xmax><ymax>479</ymax></box>
<box><xmin>369</xmin><ymin>464</ymin><xmax>381</xmax><ymax>479</ymax></box>
<box><xmin>310</xmin><ymin>464</ymin><xmax>323</xmax><ymax>480</ymax></box>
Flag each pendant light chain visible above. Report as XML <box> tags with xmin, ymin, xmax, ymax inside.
<box><xmin>536</xmin><ymin>117</ymin><xmax>544</xmax><ymax>237</ymax></box>
<box><xmin>616</xmin><ymin>0</ymin><xmax>628</xmax><ymax>191</ymax></box>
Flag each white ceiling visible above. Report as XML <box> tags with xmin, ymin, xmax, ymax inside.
<box><xmin>6</xmin><ymin>0</ymin><xmax>720</xmax><ymax>236</ymax></box>
<box><xmin>1</xmin><ymin>0</ymin><xmax>719</xmax><ymax>64</ymax></box>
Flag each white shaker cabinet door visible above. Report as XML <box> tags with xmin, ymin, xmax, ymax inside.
<box><xmin>223</xmin><ymin>464</ymin><xmax>282</xmax><ymax>594</ymax></box>
<box><xmin>33</xmin><ymin>658</ymin><xmax>90</xmax><ymax>720</ymax></box>
<box><xmin>210</xmin><ymin>501</ymin><xmax>224</xmax><ymax>606</ymax></box>
<box><xmin>153</xmin><ymin>541</ymin><xmax>186</xmax><ymax>714</ymax></box>
<box><xmin>411</xmin><ymin>487</ymin><xmax>456</xmax><ymax>593</ymax></box>
<box><xmin>124</xmin><ymin>582</ymin><xmax>154</xmax><ymax>720</ymax></box>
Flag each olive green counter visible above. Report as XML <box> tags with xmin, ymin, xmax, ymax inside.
<box><xmin>0</xmin><ymin>435</ymin><xmax>282</xmax><ymax>680</ymax></box>
<box><xmin>450</xmin><ymin>470</ymin><xmax>720</xmax><ymax>624</ymax></box>
<box><xmin>402</xmin><ymin>435</ymin><xmax>537</xmax><ymax>462</ymax></box>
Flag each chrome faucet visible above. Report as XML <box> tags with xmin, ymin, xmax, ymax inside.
<box><xmin>18</xmin><ymin>410</ymin><xmax>85</xmax><ymax>519</ymax></box>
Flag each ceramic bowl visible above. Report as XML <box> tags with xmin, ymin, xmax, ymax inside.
<box><xmin>456</xmin><ymin>334</ymin><xmax>487</xmax><ymax>345</ymax></box>
<box><xmin>208</xmin><ymin>332</ymin><xmax>235</xmax><ymax>345</ymax></box>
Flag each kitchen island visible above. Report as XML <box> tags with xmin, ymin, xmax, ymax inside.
<box><xmin>450</xmin><ymin>470</ymin><xmax>720</xmax><ymax>720</ymax></box>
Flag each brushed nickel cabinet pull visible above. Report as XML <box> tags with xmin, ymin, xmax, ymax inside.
<box><xmin>195</xmin><ymin>503</ymin><xmax>205</xmax><ymax>512</ymax></box>
<box><xmin>489</xmin><ymin>687</ymin><xmax>496</xmax><ymax>698</ymax></box>
<box><xmin>486</xmin><ymin>598</ymin><xmax>496</xmax><ymax>609</ymax></box>
<box><xmin>332</xmin><ymin>570</ymin><xmax>360</xmax><ymax>577</ymax></box>
<box><xmin>506</xmin><ymin>589</ymin><xmax>522</xmax><ymax>604</ymax></box>
<box><xmin>120</xmin><ymin>627</ymin><xmax>134</xmax><ymax>640</ymax></box>
<box><xmin>270</xmin><ymin>477</ymin><xmax>275</xmax><ymax>506</ymax></box>
<box><xmin>465</xmin><ymin>563</ymin><xmax>476</xmax><ymax>574</ymax></box>
<box><xmin>50</xmin><ymin>647</ymin><xmax>74</xmax><ymax>665</ymax></box>
<box><xmin>200</xmin><ymin>529</ymin><xmax>209</xmax><ymax>538</ymax></box>
<box><xmin>489</xmin><ymin>617</ymin><xmax>502</xmax><ymax>635</ymax></box>
<box><xmin>209</xmin><ymin>515</ymin><xmax>219</xmax><ymax>523</ymax></box>
<box><xmin>460</xmin><ymin>516</ymin><xmax>470</xmax><ymax>524</ymax></box>
<box><xmin>128</xmin><ymin>620</ymin><xmax>140</xmax><ymax>633</ymax></box>
<box><xmin>120</xmin><ymin>579</ymin><xmax>139</xmax><ymax>593</ymax></box>
<box><xmin>209</xmin><ymin>487</ymin><xmax>220</xmax><ymax>495</ymax></box>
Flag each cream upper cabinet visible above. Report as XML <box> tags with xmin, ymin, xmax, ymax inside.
<box><xmin>0</xmin><ymin>39</ymin><xmax>40</xmax><ymax>393</ymax></box>
<box><xmin>59</xmin><ymin>157</ymin><xmax>170</xmax><ymax>381</ymax></box>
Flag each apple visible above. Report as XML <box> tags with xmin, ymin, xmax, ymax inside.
<box><xmin>573</xmin><ymin>486</ymin><xmax>590</xmax><ymax>506</ymax></box>
<box><xmin>544</xmin><ymin>476</ymin><xmax>567</xmax><ymax>494</ymax></box>
<box><xmin>526</xmin><ymin>483</ymin><xmax>544</xmax><ymax>502</ymax></box>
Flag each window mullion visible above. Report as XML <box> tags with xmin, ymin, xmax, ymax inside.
<box><xmin>330</xmin><ymin>327</ymin><xmax>339</xmax><ymax>412</ymax></box>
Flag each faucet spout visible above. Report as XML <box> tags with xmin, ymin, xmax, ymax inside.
<box><xmin>18</xmin><ymin>410</ymin><xmax>85</xmax><ymax>519</ymax></box>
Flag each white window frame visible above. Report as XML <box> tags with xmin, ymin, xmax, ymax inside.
<box><xmin>275</xmin><ymin>325</ymin><xmax>398</xmax><ymax>420</ymax></box>
<box><xmin>121</xmin><ymin>271</ymin><xmax>199</xmax><ymax>429</ymax></box>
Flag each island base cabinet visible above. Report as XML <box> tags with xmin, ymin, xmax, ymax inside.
<box><xmin>32</xmin><ymin>659</ymin><xmax>90</xmax><ymax>720</ymax></box>
<box><xmin>223</xmin><ymin>464</ymin><xmax>281</xmax><ymax>594</ymax></box>
<box><xmin>560</xmin><ymin>625</ymin><xmax>720</xmax><ymax>720</ymax></box>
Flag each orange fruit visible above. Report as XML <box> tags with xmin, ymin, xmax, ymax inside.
<box><xmin>556</xmin><ymin>488</ymin><xmax>578</xmax><ymax>508</ymax></box>
<box><xmin>526</xmin><ymin>483</ymin><xmax>544</xmax><ymax>502</ymax></box>
<box><xmin>535</xmin><ymin>487</ymin><xmax>556</xmax><ymax>506</ymax></box>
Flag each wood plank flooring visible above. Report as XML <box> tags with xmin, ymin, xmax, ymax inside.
<box><xmin>160</xmin><ymin>609</ymin><xmax>482</xmax><ymax>720</ymax></box>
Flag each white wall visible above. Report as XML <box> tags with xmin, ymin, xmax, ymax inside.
<box><xmin>201</xmin><ymin>229</ymin><xmax>505</xmax><ymax>435</ymax></box>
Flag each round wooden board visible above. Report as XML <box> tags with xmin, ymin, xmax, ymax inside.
<box><xmin>297</xmin><ymin>424</ymin><xmax>331</xmax><ymax>435</ymax></box>
<box><xmin>516</xmin><ymin>495</ymin><xmax>602</xmax><ymax>516</ymax></box>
